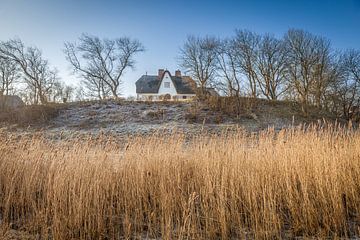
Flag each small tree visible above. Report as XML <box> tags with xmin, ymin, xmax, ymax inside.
<box><xmin>216</xmin><ymin>39</ymin><xmax>242</xmax><ymax>97</ymax></box>
<box><xmin>255</xmin><ymin>34</ymin><xmax>288</xmax><ymax>100</ymax></box>
<box><xmin>233</xmin><ymin>30</ymin><xmax>260</xmax><ymax>97</ymax></box>
<box><xmin>0</xmin><ymin>56</ymin><xmax>19</xmax><ymax>95</ymax></box>
<box><xmin>50</xmin><ymin>80</ymin><xmax>74</xmax><ymax>103</ymax></box>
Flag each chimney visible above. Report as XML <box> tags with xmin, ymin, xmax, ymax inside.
<box><xmin>175</xmin><ymin>70</ymin><xmax>181</xmax><ymax>77</ymax></box>
<box><xmin>158</xmin><ymin>69</ymin><xmax>165</xmax><ymax>79</ymax></box>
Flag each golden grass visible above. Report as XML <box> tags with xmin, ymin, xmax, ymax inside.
<box><xmin>0</xmin><ymin>104</ymin><xmax>64</xmax><ymax>126</ymax></box>
<box><xmin>0</xmin><ymin>126</ymin><xmax>360</xmax><ymax>239</ymax></box>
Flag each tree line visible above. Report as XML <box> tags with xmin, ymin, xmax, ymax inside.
<box><xmin>180</xmin><ymin>29</ymin><xmax>360</xmax><ymax>118</ymax></box>
<box><xmin>0</xmin><ymin>34</ymin><xmax>144</xmax><ymax>104</ymax></box>
<box><xmin>0</xmin><ymin>29</ymin><xmax>360</xmax><ymax>118</ymax></box>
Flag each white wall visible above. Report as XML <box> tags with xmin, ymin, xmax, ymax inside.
<box><xmin>158</xmin><ymin>72</ymin><xmax>178</xmax><ymax>95</ymax></box>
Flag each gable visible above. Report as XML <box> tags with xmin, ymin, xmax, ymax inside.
<box><xmin>158</xmin><ymin>72</ymin><xmax>178</xmax><ymax>95</ymax></box>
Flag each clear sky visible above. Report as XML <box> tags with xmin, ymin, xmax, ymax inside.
<box><xmin>0</xmin><ymin>0</ymin><xmax>359</xmax><ymax>97</ymax></box>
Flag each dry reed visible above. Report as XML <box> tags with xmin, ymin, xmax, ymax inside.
<box><xmin>0</xmin><ymin>126</ymin><xmax>360</xmax><ymax>239</ymax></box>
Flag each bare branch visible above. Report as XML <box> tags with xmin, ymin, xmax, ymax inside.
<box><xmin>64</xmin><ymin>34</ymin><xmax>144</xmax><ymax>99</ymax></box>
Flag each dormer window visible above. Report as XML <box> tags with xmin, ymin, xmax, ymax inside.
<box><xmin>164</xmin><ymin>82</ymin><xmax>170</xmax><ymax>88</ymax></box>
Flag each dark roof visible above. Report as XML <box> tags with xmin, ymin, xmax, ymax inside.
<box><xmin>136</xmin><ymin>71</ymin><xmax>196</xmax><ymax>94</ymax></box>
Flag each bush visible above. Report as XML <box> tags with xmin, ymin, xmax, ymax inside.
<box><xmin>204</xmin><ymin>96</ymin><xmax>258</xmax><ymax>116</ymax></box>
<box><xmin>0</xmin><ymin>104</ymin><xmax>64</xmax><ymax>126</ymax></box>
<box><xmin>185</xmin><ymin>102</ymin><xmax>200</xmax><ymax>123</ymax></box>
<box><xmin>184</xmin><ymin>112</ymin><xmax>198</xmax><ymax>123</ymax></box>
<box><xmin>146</xmin><ymin>109</ymin><xmax>165</xmax><ymax>119</ymax></box>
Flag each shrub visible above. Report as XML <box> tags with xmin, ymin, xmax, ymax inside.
<box><xmin>214</xmin><ymin>114</ymin><xmax>224</xmax><ymax>124</ymax></box>
<box><xmin>184</xmin><ymin>112</ymin><xmax>197</xmax><ymax>123</ymax></box>
<box><xmin>146</xmin><ymin>109</ymin><xmax>165</xmax><ymax>119</ymax></box>
<box><xmin>204</xmin><ymin>96</ymin><xmax>258</xmax><ymax>116</ymax></box>
<box><xmin>0</xmin><ymin>104</ymin><xmax>64</xmax><ymax>126</ymax></box>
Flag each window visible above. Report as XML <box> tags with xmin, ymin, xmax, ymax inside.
<box><xmin>164</xmin><ymin>82</ymin><xmax>170</xmax><ymax>88</ymax></box>
<box><xmin>183</xmin><ymin>96</ymin><xmax>187</xmax><ymax>99</ymax></box>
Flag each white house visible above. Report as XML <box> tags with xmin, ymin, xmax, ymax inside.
<box><xmin>135</xmin><ymin>69</ymin><xmax>197</xmax><ymax>101</ymax></box>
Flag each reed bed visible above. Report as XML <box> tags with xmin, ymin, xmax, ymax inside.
<box><xmin>0</xmin><ymin>126</ymin><xmax>360</xmax><ymax>239</ymax></box>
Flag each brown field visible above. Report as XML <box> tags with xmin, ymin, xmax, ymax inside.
<box><xmin>0</xmin><ymin>125</ymin><xmax>360</xmax><ymax>239</ymax></box>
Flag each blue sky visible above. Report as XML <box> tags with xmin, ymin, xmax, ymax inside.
<box><xmin>0</xmin><ymin>0</ymin><xmax>359</xmax><ymax>96</ymax></box>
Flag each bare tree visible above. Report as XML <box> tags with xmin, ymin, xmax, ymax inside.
<box><xmin>217</xmin><ymin>32</ymin><xmax>288</xmax><ymax>100</ymax></box>
<box><xmin>50</xmin><ymin>80</ymin><xmax>73</xmax><ymax>103</ymax></box>
<box><xmin>330</xmin><ymin>50</ymin><xmax>360</xmax><ymax>118</ymax></box>
<box><xmin>255</xmin><ymin>35</ymin><xmax>288</xmax><ymax>100</ymax></box>
<box><xmin>216</xmin><ymin>39</ymin><xmax>242</xmax><ymax>97</ymax></box>
<box><xmin>81</xmin><ymin>74</ymin><xmax>111</xmax><ymax>100</ymax></box>
<box><xmin>283</xmin><ymin>29</ymin><xmax>323</xmax><ymax>113</ymax></box>
<box><xmin>74</xmin><ymin>86</ymin><xmax>85</xmax><ymax>102</ymax></box>
<box><xmin>232</xmin><ymin>30</ymin><xmax>260</xmax><ymax>97</ymax></box>
<box><xmin>64</xmin><ymin>34</ymin><xmax>144</xmax><ymax>99</ymax></box>
<box><xmin>284</xmin><ymin>29</ymin><xmax>343</xmax><ymax>113</ymax></box>
<box><xmin>341</xmin><ymin>49</ymin><xmax>360</xmax><ymax>83</ymax></box>
<box><xmin>0</xmin><ymin>56</ymin><xmax>19</xmax><ymax>95</ymax></box>
<box><xmin>310</xmin><ymin>37</ymin><xmax>337</xmax><ymax>108</ymax></box>
<box><xmin>63</xmin><ymin>85</ymin><xmax>74</xmax><ymax>103</ymax></box>
<box><xmin>179</xmin><ymin>35</ymin><xmax>220</xmax><ymax>94</ymax></box>
<box><xmin>51</xmin><ymin>80</ymin><xmax>64</xmax><ymax>102</ymax></box>
<box><xmin>331</xmin><ymin>78</ymin><xmax>359</xmax><ymax>119</ymax></box>
<box><xmin>0</xmin><ymin>38</ymin><xmax>57</xmax><ymax>104</ymax></box>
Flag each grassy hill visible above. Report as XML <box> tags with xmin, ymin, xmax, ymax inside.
<box><xmin>0</xmin><ymin>97</ymin><xmax>345</xmax><ymax>139</ymax></box>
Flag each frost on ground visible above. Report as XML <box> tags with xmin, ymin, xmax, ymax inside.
<box><xmin>52</xmin><ymin>101</ymin><xmax>295</xmax><ymax>137</ymax></box>
<box><xmin>47</xmin><ymin>101</ymin><xmax>243</xmax><ymax>138</ymax></box>
<box><xmin>0</xmin><ymin>100</ymin><xmax>303</xmax><ymax>139</ymax></box>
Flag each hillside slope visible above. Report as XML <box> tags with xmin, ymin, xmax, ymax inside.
<box><xmin>0</xmin><ymin>99</ymin><xmax>340</xmax><ymax>139</ymax></box>
<box><xmin>0</xmin><ymin>98</ymin><xmax>344</xmax><ymax>140</ymax></box>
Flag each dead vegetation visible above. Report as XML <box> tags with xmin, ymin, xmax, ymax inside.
<box><xmin>0</xmin><ymin>104</ymin><xmax>65</xmax><ymax>126</ymax></box>
<box><xmin>0</xmin><ymin>125</ymin><xmax>360</xmax><ymax>239</ymax></box>
<box><xmin>204</xmin><ymin>96</ymin><xmax>258</xmax><ymax>115</ymax></box>
<box><xmin>0</xmin><ymin>97</ymin><xmax>341</xmax><ymax>130</ymax></box>
<box><xmin>198</xmin><ymin>96</ymin><xmax>339</xmax><ymax>123</ymax></box>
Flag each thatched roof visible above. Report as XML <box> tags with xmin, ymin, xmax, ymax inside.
<box><xmin>136</xmin><ymin>71</ymin><xmax>196</xmax><ymax>94</ymax></box>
